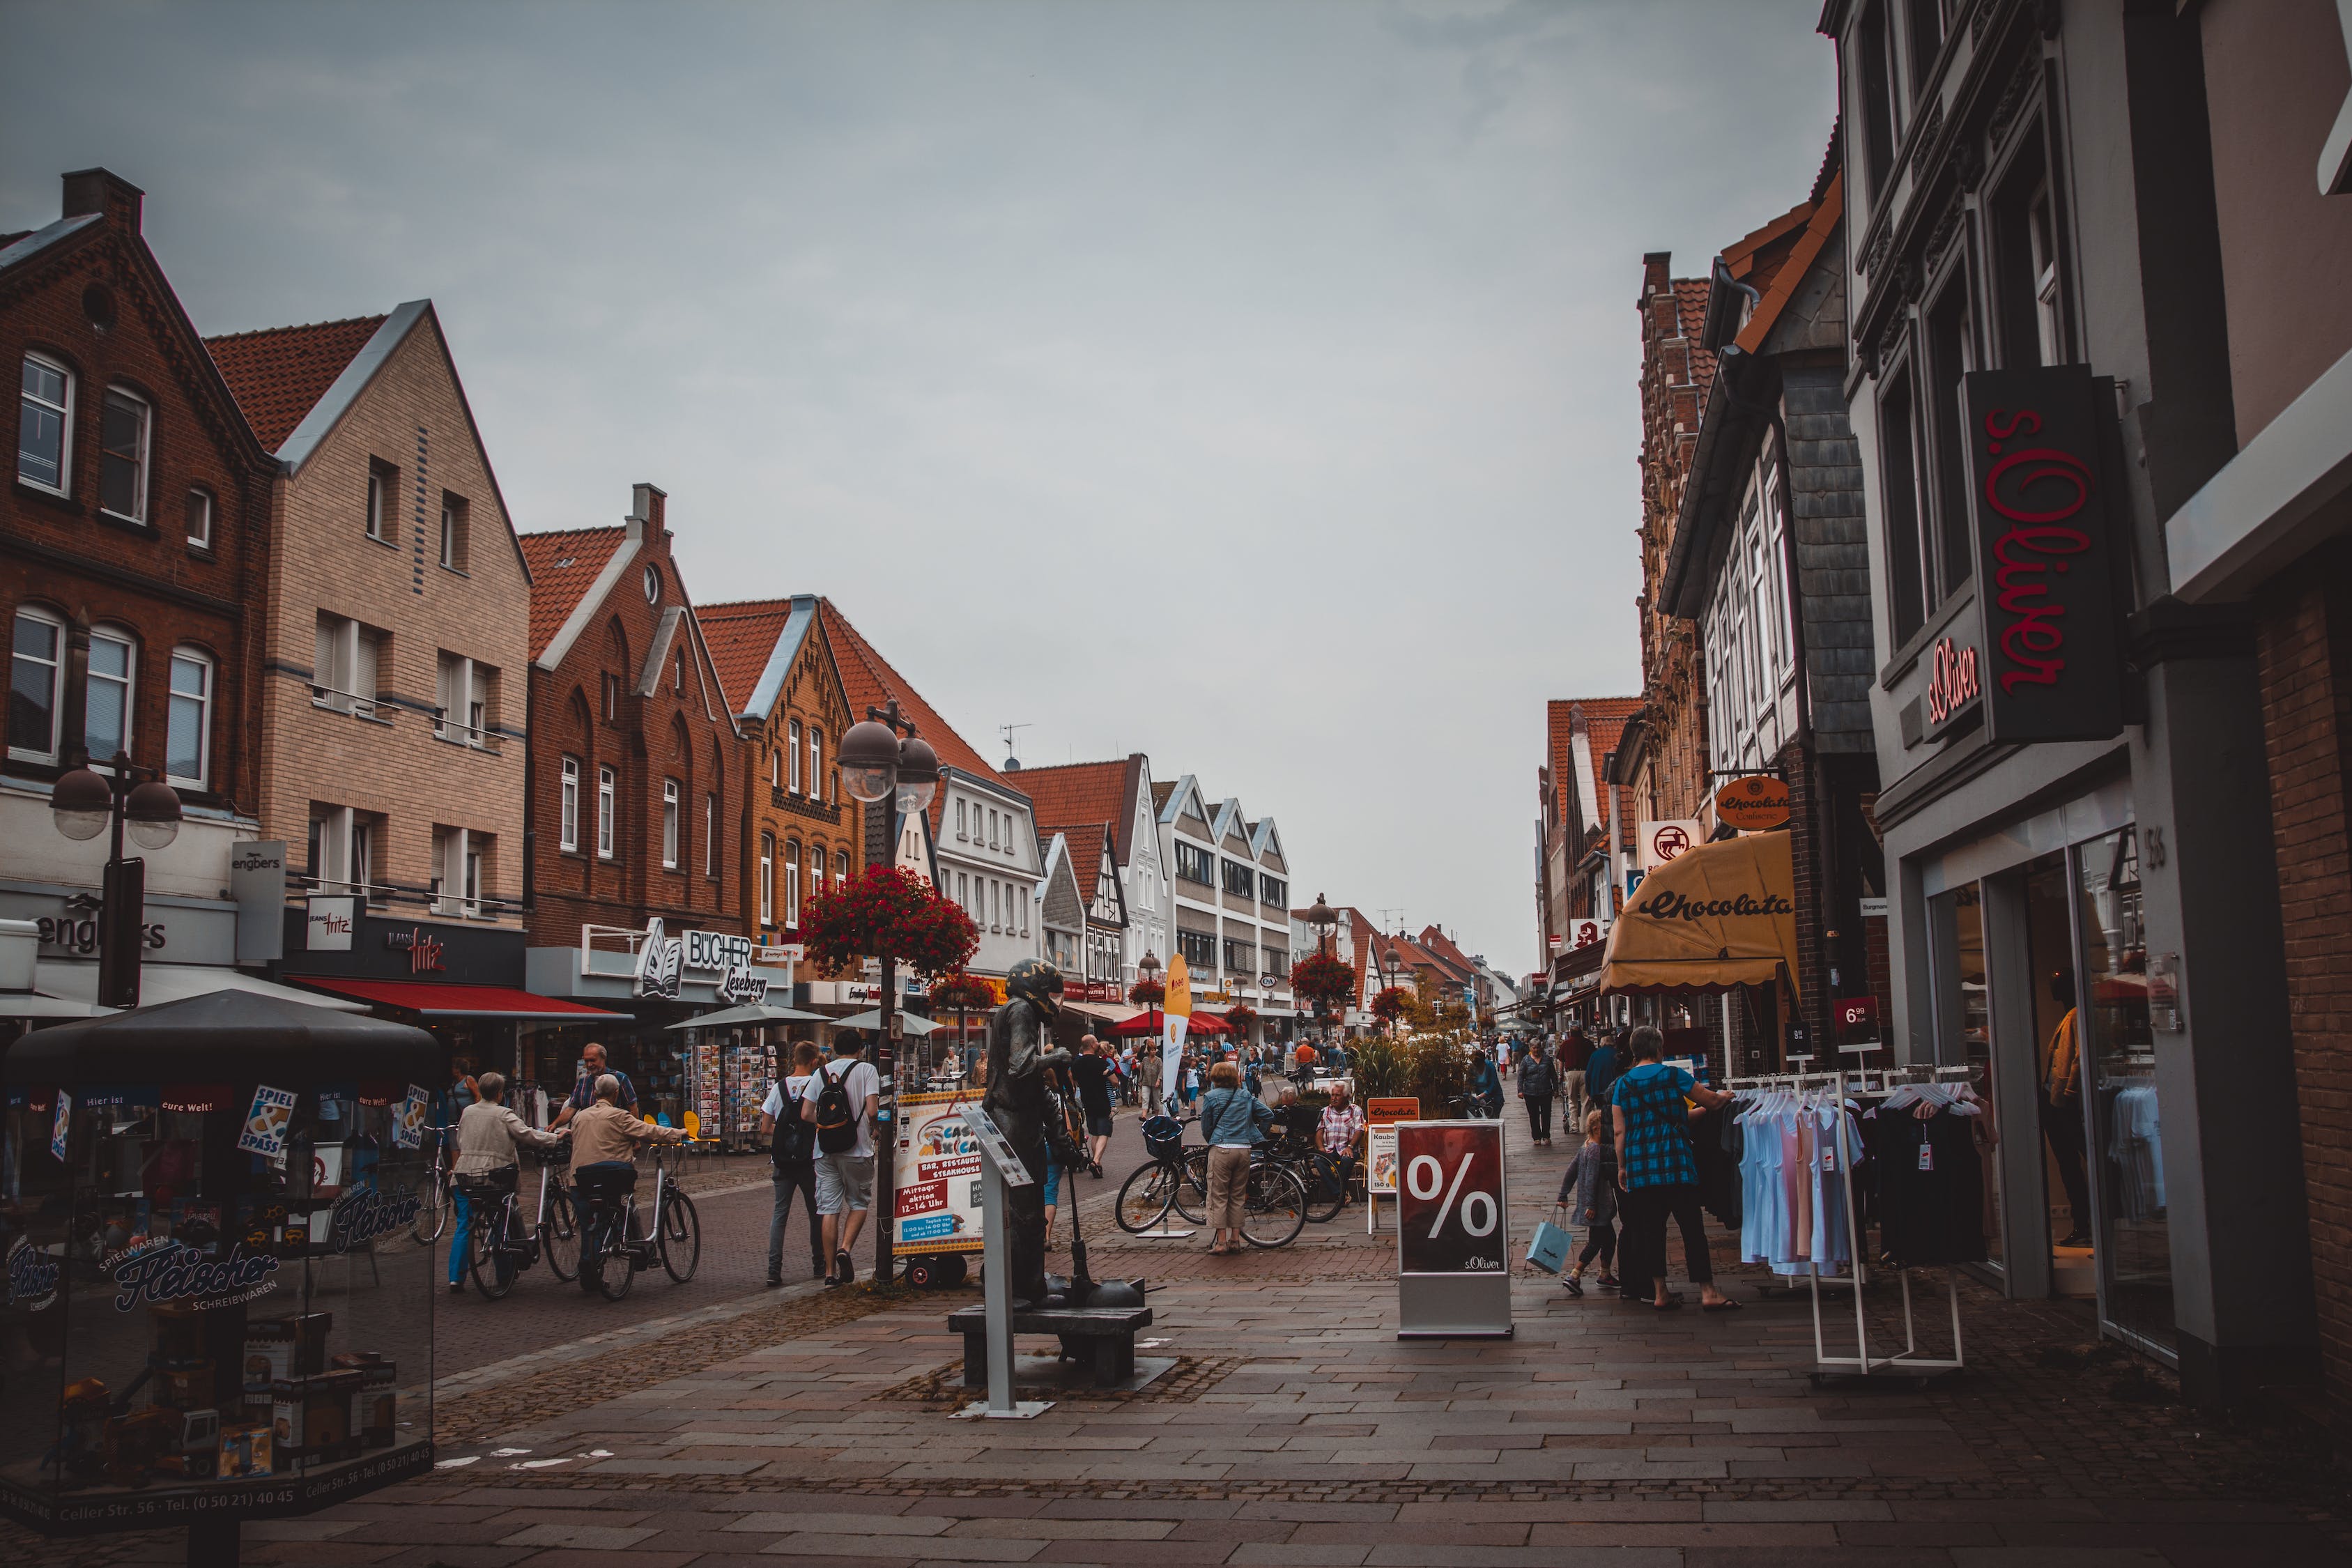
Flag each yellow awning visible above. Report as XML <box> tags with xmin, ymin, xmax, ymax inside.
<box><xmin>1599</xmin><ymin>830</ymin><xmax>1801</xmax><ymax>999</ymax></box>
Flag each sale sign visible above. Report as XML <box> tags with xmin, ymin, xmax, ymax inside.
<box><xmin>1395</xmin><ymin>1121</ymin><xmax>1508</xmax><ymax>1276</ymax></box>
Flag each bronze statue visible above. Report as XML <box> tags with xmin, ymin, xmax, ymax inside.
<box><xmin>983</xmin><ymin>958</ymin><xmax>1070</xmax><ymax>1307</ymax></box>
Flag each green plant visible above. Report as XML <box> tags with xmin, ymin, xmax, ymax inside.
<box><xmin>1349</xmin><ymin>1037</ymin><xmax>1408</xmax><ymax>1101</ymax></box>
<box><xmin>1289</xmin><ymin>952</ymin><xmax>1355</xmax><ymax>1013</ymax></box>
<box><xmin>802</xmin><ymin>865</ymin><xmax>979</xmax><ymax>979</ymax></box>
<box><xmin>1403</xmin><ymin>1030</ymin><xmax>1471</xmax><ymax>1116</ymax></box>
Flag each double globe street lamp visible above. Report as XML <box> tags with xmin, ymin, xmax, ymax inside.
<box><xmin>1304</xmin><ymin>892</ymin><xmax>1338</xmax><ymax>1047</ymax></box>
<box><xmin>49</xmin><ymin>751</ymin><xmax>183</xmax><ymax>1010</ymax></box>
<box><xmin>837</xmin><ymin>700</ymin><xmax>940</xmax><ymax>1284</ymax></box>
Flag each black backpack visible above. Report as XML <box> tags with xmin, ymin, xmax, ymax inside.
<box><xmin>770</xmin><ymin>1077</ymin><xmax>815</xmax><ymax>1169</ymax></box>
<box><xmin>810</xmin><ymin>1059</ymin><xmax>861</xmax><ymax>1154</ymax></box>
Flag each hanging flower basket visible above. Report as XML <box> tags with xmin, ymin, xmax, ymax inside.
<box><xmin>1289</xmin><ymin>952</ymin><xmax>1355</xmax><ymax>1013</ymax></box>
<box><xmin>928</xmin><ymin>969</ymin><xmax>1000</xmax><ymax>1012</ymax></box>
<box><xmin>1224</xmin><ymin>1002</ymin><xmax>1259</xmax><ymax>1033</ymax></box>
<box><xmin>1128</xmin><ymin>978</ymin><xmax>1165</xmax><ymax>1007</ymax></box>
<box><xmin>801</xmin><ymin>865</ymin><xmax>979</xmax><ymax>980</ymax></box>
<box><xmin>1369</xmin><ymin>986</ymin><xmax>1409</xmax><ymax>1025</ymax></box>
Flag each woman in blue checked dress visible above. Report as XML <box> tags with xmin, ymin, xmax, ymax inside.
<box><xmin>1610</xmin><ymin>1026</ymin><xmax>1740</xmax><ymax>1312</ymax></box>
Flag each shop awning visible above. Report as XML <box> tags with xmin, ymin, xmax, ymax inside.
<box><xmin>832</xmin><ymin>1008</ymin><xmax>942</xmax><ymax>1035</ymax></box>
<box><xmin>293</xmin><ymin>978</ymin><xmax>628</xmax><ymax>1021</ymax></box>
<box><xmin>665</xmin><ymin>1001</ymin><xmax>828</xmax><ymax>1029</ymax></box>
<box><xmin>1599</xmin><ymin>830</ymin><xmax>1802</xmax><ymax>999</ymax></box>
<box><xmin>37</xmin><ymin>962</ymin><xmax>368</xmax><ymax>1013</ymax></box>
<box><xmin>1061</xmin><ymin>999</ymin><xmax>1139</xmax><ymax>1025</ymax></box>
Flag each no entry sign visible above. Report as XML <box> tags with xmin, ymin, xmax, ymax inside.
<box><xmin>1394</xmin><ymin>1120</ymin><xmax>1512</xmax><ymax>1338</ymax></box>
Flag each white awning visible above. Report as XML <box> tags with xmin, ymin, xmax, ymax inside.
<box><xmin>36</xmin><ymin>962</ymin><xmax>366</xmax><ymax>1013</ymax></box>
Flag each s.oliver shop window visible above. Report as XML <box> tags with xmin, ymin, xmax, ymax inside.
<box><xmin>1924</xmin><ymin>802</ymin><xmax>2171</xmax><ymax>1358</ymax></box>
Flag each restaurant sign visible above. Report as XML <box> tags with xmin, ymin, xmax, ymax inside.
<box><xmin>1960</xmin><ymin>367</ymin><xmax>2123</xmax><ymax>743</ymax></box>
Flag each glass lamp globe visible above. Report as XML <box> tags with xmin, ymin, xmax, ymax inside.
<box><xmin>893</xmin><ymin>736</ymin><xmax>939</xmax><ymax>816</ymax></box>
<box><xmin>125</xmin><ymin>781</ymin><xmax>183</xmax><ymax>850</ymax></box>
<box><xmin>49</xmin><ymin>768</ymin><xmax>112</xmax><ymax>841</ymax></box>
<box><xmin>838</xmin><ymin>718</ymin><xmax>902</xmax><ymax>804</ymax></box>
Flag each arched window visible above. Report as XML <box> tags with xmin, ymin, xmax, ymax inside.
<box><xmin>560</xmin><ymin>756</ymin><xmax>581</xmax><ymax>852</ymax></box>
<box><xmin>810</xmin><ymin>844</ymin><xmax>826</xmax><ymax>895</ymax></box>
<box><xmin>759</xmin><ymin>833</ymin><xmax>776</xmax><ymax>925</ymax></box>
<box><xmin>85</xmin><ymin>622</ymin><xmax>137</xmax><ymax>767</ymax></box>
<box><xmin>661</xmin><ymin>778</ymin><xmax>680</xmax><ymax>869</ymax></box>
<box><xmin>8</xmin><ymin>604</ymin><xmax>67</xmax><ymax>762</ymax></box>
<box><xmin>785</xmin><ymin>840</ymin><xmax>801</xmax><ymax>928</ymax></box>
<box><xmin>835</xmin><ymin>843</ymin><xmax>850</xmax><ymax>891</ymax></box>
<box><xmin>788</xmin><ymin>719</ymin><xmax>803</xmax><ymax>793</ymax></box>
<box><xmin>597</xmin><ymin>766</ymin><xmax>616</xmax><ymax>858</ymax></box>
<box><xmin>165</xmin><ymin>646</ymin><xmax>213</xmax><ymax>790</ymax></box>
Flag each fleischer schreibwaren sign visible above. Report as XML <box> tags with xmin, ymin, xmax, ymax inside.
<box><xmin>1960</xmin><ymin>367</ymin><xmax>2124</xmax><ymax>744</ymax></box>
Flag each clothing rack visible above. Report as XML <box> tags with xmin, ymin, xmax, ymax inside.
<box><xmin>1725</xmin><ymin>1065</ymin><xmax>1968</xmax><ymax>1384</ymax></box>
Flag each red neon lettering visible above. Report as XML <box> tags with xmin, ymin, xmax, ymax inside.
<box><xmin>1981</xmin><ymin>410</ymin><xmax>2093</xmax><ymax>695</ymax></box>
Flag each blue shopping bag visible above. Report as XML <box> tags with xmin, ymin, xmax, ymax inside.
<box><xmin>1525</xmin><ymin>1206</ymin><xmax>1573</xmax><ymax>1275</ymax></box>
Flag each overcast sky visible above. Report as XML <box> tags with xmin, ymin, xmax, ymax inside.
<box><xmin>5</xmin><ymin>1</ymin><xmax>1835</xmax><ymax>977</ymax></box>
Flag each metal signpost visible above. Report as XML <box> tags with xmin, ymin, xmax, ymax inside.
<box><xmin>957</xmin><ymin>1107</ymin><xmax>1050</xmax><ymax>1420</ymax></box>
<box><xmin>1394</xmin><ymin>1119</ymin><xmax>1512</xmax><ymax>1338</ymax></box>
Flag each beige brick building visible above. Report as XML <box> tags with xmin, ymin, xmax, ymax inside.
<box><xmin>209</xmin><ymin>302</ymin><xmax>531</xmax><ymax>937</ymax></box>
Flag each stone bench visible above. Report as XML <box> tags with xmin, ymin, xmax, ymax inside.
<box><xmin>947</xmin><ymin>1287</ymin><xmax>1152</xmax><ymax>1388</ymax></box>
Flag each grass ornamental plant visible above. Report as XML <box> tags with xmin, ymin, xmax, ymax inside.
<box><xmin>1348</xmin><ymin>1037</ymin><xmax>1408</xmax><ymax>1101</ymax></box>
<box><xmin>802</xmin><ymin>864</ymin><xmax>980</xmax><ymax>979</ymax></box>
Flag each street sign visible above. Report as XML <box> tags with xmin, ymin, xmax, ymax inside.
<box><xmin>1394</xmin><ymin>1120</ymin><xmax>1511</xmax><ymax>1338</ymax></box>
<box><xmin>1638</xmin><ymin>819</ymin><xmax>1702</xmax><ymax>870</ymax></box>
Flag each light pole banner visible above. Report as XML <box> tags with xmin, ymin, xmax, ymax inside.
<box><xmin>1162</xmin><ymin>953</ymin><xmax>1194</xmax><ymax>1114</ymax></box>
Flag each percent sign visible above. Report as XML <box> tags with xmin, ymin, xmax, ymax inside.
<box><xmin>1404</xmin><ymin>1150</ymin><xmax>1497</xmax><ymax>1240</ymax></box>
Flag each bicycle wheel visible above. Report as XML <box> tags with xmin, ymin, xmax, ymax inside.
<box><xmin>468</xmin><ymin>1201</ymin><xmax>518</xmax><ymax>1300</ymax></box>
<box><xmin>588</xmin><ymin>1210</ymin><xmax>634</xmax><ymax>1301</ymax></box>
<box><xmin>1171</xmin><ymin>1148</ymin><xmax>1208</xmax><ymax>1225</ymax></box>
<box><xmin>659</xmin><ymin>1191</ymin><xmax>700</xmax><ymax>1283</ymax></box>
<box><xmin>1300</xmin><ymin>1159</ymin><xmax>1347</xmax><ymax>1225</ymax></box>
<box><xmin>1115</xmin><ymin>1163</ymin><xmax>1174</xmax><ymax>1233</ymax></box>
<box><xmin>410</xmin><ymin>1171</ymin><xmax>447</xmax><ymax>1245</ymax></box>
<box><xmin>541</xmin><ymin>1187</ymin><xmax>578</xmax><ymax>1282</ymax></box>
<box><xmin>1239</xmin><ymin>1165</ymin><xmax>1307</xmax><ymax>1250</ymax></box>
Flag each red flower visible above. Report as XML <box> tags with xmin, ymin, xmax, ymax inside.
<box><xmin>802</xmin><ymin>866</ymin><xmax>979</xmax><ymax>980</ymax></box>
<box><xmin>1369</xmin><ymin>987</ymin><xmax>1408</xmax><ymax>1024</ymax></box>
<box><xmin>928</xmin><ymin>969</ymin><xmax>999</xmax><ymax>1011</ymax></box>
<box><xmin>1289</xmin><ymin>952</ymin><xmax>1355</xmax><ymax>1010</ymax></box>
<box><xmin>1128</xmin><ymin>978</ymin><xmax>1165</xmax><ymax>1007</ymax></box>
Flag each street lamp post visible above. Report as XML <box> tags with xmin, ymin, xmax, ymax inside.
<box><xmin>1303</xmin><ymin>893</ymin><xmax>1337</xmax><ymax>1046</ymax></box>
<box><xmin>50</xmin><ymin>752</ymin><xmax>183</xmax><ymax>1009</ymax></box>
<box><xmin>838</xmin><ymin>700</ymin><xmax>939</xmax><ymax>1287</ymax></box>
<box><xmin>1381</xmin><ymin>944</ymin><xmax>1405</xmax><ymax>1040</ymax></box>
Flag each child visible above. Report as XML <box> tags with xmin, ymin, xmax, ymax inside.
<box><xmin>1556</xmin><ymin>1107</ymin><xmax>1618</xmax><ymax>1298</ymax></box>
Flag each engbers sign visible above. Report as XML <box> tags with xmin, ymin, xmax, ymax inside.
<box><xmin>1960</xmin><ymin>367</ymin><xmax>2123</xmax><ymax>743</ymax></box>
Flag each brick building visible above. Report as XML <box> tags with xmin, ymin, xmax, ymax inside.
<box><xmin>697</xmin><ymin>594</ymin><xmax>864</xmax><ymax>947</ymax></box>
<box><xmin>1535</xmin><ymin>696</ymin><xmax>1640</xmax><ymax>1017</ymax></box>
<box><xmin>1653</xmin><ymin>151</ymin><xmax>1889</xmax><ymax>1070</ymax></box>
<box><xmin>1611</xmin><ymin>254</ymin><xmax>1719</xmax><ymax>842</ymax></box>
<box><xmin>206</xmin><ymin>300</ymin><xmax>557</xmax><ymax>1057</ymax></box>
<box><xmin>514</xmin><ymin>484</ymin><xmax>754</xmax><ymax>1114</ymax></box>
<box><xmin>1</xmin><ymin>169</ymin><xmax>279</xmax><ymax>1006</ymax></box>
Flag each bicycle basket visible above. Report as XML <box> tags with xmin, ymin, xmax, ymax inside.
<box><xmin>1141</xmin><ymin>1115</ymin><xmax>1185</xmax><ymax>1164</ymax></box>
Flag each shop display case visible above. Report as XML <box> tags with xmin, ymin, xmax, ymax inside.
<box><xmin>0</xmin><ymin>990</ymin><xmax>439</xmax><ymax>1540</ymax></box>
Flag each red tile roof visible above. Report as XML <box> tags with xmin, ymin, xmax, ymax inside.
<box><xmin>1546</xmin><ymin>697</ymin><xmax>1640</xmax><ymax>845</ymax></box>
<box><xmin>697</xmin><ymin>599</ymin><xmax>797</xmax><ymax>717</ymax></box>
<box><xmin>517</xmin><ymin>526</ymin><xmax>625</xmax><ymax>662</ymax></box>
<box><xmin>205</xmin><ymin>315</ymin><xmax>386</xmax><ymax>451</ymax></box>
<box><xmin>1015</xmin><ymin>760</ymin><xmax>1128</xmax><ymax>838</ymax></box>
<box><xmin>1674</xmin><ymin>277</ymin><xmax>1716</xmax><ymax>395</ymax></box>
<box><xmin>816</xmin><ymin>599</ymin><xmax>1022</xmax><ymax>837</ymax></box>
<box><xmin>1061</xmin><ymin>822</ymin><xmax>1113</xmax><ymax>912</ymax></box>
<box><xmin>1732</xmin><ymin>173</ymin><xmax>1843</xmax><ymax>358</ymax></box>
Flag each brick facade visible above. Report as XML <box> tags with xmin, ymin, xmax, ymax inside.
<box><xmin>520</xmin><ymin>486</ymin><xmax>748</xmax><ymax>955</ymax></box>
<box><xmin>1631</xmin><ymin>256</ymin><xmax>1715</xmax><ymax>824</ymax></box>
<box><xmin>1</xmin><ymin>170</ymin><xmax>278</xmax><ymax>902</ymax></box>
<box><xmin>2257</xmin><ymin>537</ymin><xmax>2352</xmax><ymax>1410</ymax></box>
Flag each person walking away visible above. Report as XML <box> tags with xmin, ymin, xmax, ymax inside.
<box><xmin>551</xmin><ymin>1042</ymin><xmax>638</xmax><ymax>1128</ymax></box>
<box><xmin>566</xmin><ymin>1074</ymin><xmax>689</xmax><ymax>1291</ymax></box>
<box><xmin>801</xmin><ymin>1033</ymin><xmax>882</xmax><ymax>1286</ymax></box>
<box><xmin>1073</xmin><ymin>1036</ymin><xmax>1114</xmax><ymax>1176</ymax></box>
<box><xmin>447</xmin><ymin>1072</ymin><xmax>565</xmax><ymax>1294</ymax></box>
<box><xmin>1583</xmin><ymin>1029</ymin><xmax>1624</xmax><ymax>1118</ymax></box>
<box><xmin>1198</xmin><ymin>1060</ymin><xmax>1273</xmax><ymax>1255</ymax></box>
<box><xmin>757</xmin><ymin>1040</ymin><xmax>826</xmax><ymax>1285</ymax></box>
<box><xmin>1468</xmin><ymin>1047</ymin><xmax>1504</xmax><ymax>1119</ymax></box>
<box><xmin>1518</xmin><ymin>1043</ymin><xmax>1559</xmax><ymax>1145</ymax></box>
<box><xmin>1555</xmin><ymin>1108</ymin><xmax>1619</xmax><ymax>1298</ymax></box>
<box><xmin>1560</xmin><ymin>1029</ymin><xmax>1594</xmax><ymax>1129</ymax></box>
<box><xmin>1610</xmin><ymin>1026</ymin><xmax>1737</xmax><ymax>1311</ymax></box>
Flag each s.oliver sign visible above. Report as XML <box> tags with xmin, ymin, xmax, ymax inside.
<box><xmin>1395</xmin><ymin>1121</ymin><xmax>1508</xmax><ymax>1276</ymax></box>
<box><xmin>1960</xmin><ymin>367</ymin><xmax>2123</xmax><ymax>743</ymax></box>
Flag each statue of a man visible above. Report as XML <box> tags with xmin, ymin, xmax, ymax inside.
<box><xmin>984</xmin><ymin>958</ymin><xmax>1070</xmax><ymax>1307</ymax></box>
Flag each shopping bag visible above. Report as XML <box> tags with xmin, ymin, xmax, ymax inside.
<box><xmin>1525</xmin><ymin>1206</ymin><xmax>1573</xmax><ymax>1275</ymax></box>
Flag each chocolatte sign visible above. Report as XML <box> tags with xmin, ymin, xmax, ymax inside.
<box><xmin>1960</xmin><ymin>367</ymin><xmax>2123</xmax><ymax>743</ymax></box>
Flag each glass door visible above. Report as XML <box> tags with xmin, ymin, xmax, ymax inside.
<box><xmin>2072</xmin><ymin>827</ymin><xmax>2172</xmax><ymax>1353</ymax></box>
<box><xmin>1927</xmin><ymin>883</ymin><xmax>2000</xmax><ymax>1266</ymax></box>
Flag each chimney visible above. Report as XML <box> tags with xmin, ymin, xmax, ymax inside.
<box><xmin>61</xmin><ymin>169</ymin><xmax>144</xmax><ymax>232</ymax></box>
<box><xmin>627</xmin><ymin>482</ymin><xmax>667</xmax><ymax>540</ymax></box>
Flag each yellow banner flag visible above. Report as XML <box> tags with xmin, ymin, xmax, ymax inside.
<box><xmin>1165</xmin><ymin>953</ymin><xmax>1192</xmax><ymax>1017</ymax></box>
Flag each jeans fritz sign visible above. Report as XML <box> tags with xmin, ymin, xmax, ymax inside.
<box><xmin>1961</xmin><ymin>367</ymin><xmax>2123</xmax><ymax>743</ymax></box>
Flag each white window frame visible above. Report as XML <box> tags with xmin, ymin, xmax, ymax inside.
<box><xmin>760</xmin><ymin>833</ymin><xmax>776</xmax><ymax>925</ymax></box>
<box><xmin>560</xmin><ymin>757</ymin><xmax>581</xmax><ymax>851</ymax></box>
<box><xmin>808</xmin><ymin>727</ymin><xmax>822</xmax><ymax>801</ymax></box>
<box><xmin>785</xmin><ymin>844</ymin><xmax>801</xmax><ymax>928</ymax></box>
<box><xmin>84</xmin><ymin>624</ymin><xmax>137</xmax><ymax>770</ymax></box>
<box><xmin>185</xmin><ymin>489</ymin><xmax>213</xmax><ymax>551</ymax></box>
<box><xmin>366</xmin><ymin>466</ymin><xmax>389</xmax><ymax>541</ymax></box>
<box><xmin>788</xmin><ymin>720</ymin><xmax>803</xmax><ymax>793</ymax></box>
<box><xmin>18</xmin><ymin>353</ymin><xmax>73</xmax><ymax>495</ymax></box>
<box><xmin>597</xmin><ymin>766</ymin><xmax>616</xmax><ymax>859</ymax></box>
<box><xmin>165</xmin><ymin>647</ymin><xmax>213</xmax><ymax>790</ymax></box>
<box><xmin>98</xmin><ymin>385</ymin><xmax>151</xmax><ymax>523</ymax></box>
<box><xmin>705</xmin><ymin>792</ymin><xmax>718</xmax><ymax>875</ymax></box>
<box><xmin>8</xmin><ymin>605</ymin><xmax>66</xmax><ymax>764</ymax></box>
<box><xmin>956</xmin><ymin>799</ymin><xmax>968</xmax><ymax>840</ymax></box>
<box><xmin>811</xmin><ymin>843</ymin><xmax>827</xmax><ymax>894</ymax></box>
<box><xmin>439</xmin><ymin>502</ymin><xmax>459</xmax><ymax>569</ymax></box>
<box><xmin>661</xmin><ymin>778</ymin><xmax>680</xmax><ymax>868</ymax></box>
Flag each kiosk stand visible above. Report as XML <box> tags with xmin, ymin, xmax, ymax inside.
<box><xmin>954</xmin><ymin>1107</ymin><xmax>1050</xmax><ymax>1420</ymax></box>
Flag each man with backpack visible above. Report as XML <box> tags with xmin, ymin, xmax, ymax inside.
<box><xmin>800</xmin><ymin>1031</ymin><xmax>882</xmax><ymax>1287</ymax></box>
<box><xmin>757</xmin><ymin>1040</ymin><xmax>826</xmax><ymax>1286</ymax></box>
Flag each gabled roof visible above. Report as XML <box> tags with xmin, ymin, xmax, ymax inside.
<box><xmin>518</xmin><ymin>526</ymin><xmax>629</xmax><ymax>664</ymax></box>
<box><xmin>0</xmin><ymin>213</ymin><xmax>100</xmax><ymax>275</ymax></box>
<box><xmin>697</xmin><ymin>595</ymin><xmax>829</xmax><ymax>721</ymax></box>
<box><xmin>206</xmin><ymin>314</ymin><xmax>387</xmax><ymax>452</ymax></box>
<box><xmin>1014</xmin><ymin>760</ymin><xmax>1128</xmax><ymax>838</ymax></box>
<box><xmin>1248</xmin><ymin>816</ymin><xmax>1284</xmax><ymax>865</ymax></box>
<box><xmin>1546</xmin><ymin>697</ymin><xmax>1640</xmax><ymax>843</ymax></box>
<box><xmin>817</xmin><ymin>599</ymin><xmax>1025</xmax><ymax>836</ymax></box>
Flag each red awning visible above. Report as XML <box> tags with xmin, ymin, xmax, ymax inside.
<box><xmin>293</xmin><ymin>978</ymin><xmax>629</xmax><ymax>1022</ymax></box>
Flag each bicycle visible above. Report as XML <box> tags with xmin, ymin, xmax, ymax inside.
<box><xmin>1169</xmin><ymin>1142</ymin><xmax>1308</xmax><ymax>1247</ymax></box>
<box><xmin>1261</xmin><ymin>1137</ymin><xmax>1355</xmax><ymax>1225</ymax></box>
<box><xmin>410</xmin><ymin>1126</ymin><xmax>454</xmax><ymax>1245</ymax></box>
<box><xmin>575</xmin><ymin>1142</ymin><xmax>700</xmax><ymax>1301</ymax></box>
<box><xmin>1115</xmin><ymin>1117</ymin><xmax>1210</xmax><ymax>1233</ymax></box>
<box><xmin>462</xmin><ymin>1143</ymin><xmax>578</xmax><ymax>1299</ymax></box>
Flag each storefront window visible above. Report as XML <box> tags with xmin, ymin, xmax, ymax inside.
<box><xmin>2075</xmin><ymin>827</ymin><xmax>2169</xmax><ymax>1351</ymax></box>
<box><xmin>1928</xmin><ymin>882</ymin><xmax>1999</xmax><ymax>1265</ymax></box>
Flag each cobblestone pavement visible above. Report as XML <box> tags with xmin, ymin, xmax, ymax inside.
<box><xmin>13</xmin><ymin>1096</ymin><xmax>2351</xmax><ymax>1565</ymax></box>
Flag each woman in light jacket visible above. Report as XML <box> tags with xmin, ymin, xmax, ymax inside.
<box><xmin>1197</xmin><ymin>1061</ymin><xmax>1273</xmax><ymax>1256</ymax></box>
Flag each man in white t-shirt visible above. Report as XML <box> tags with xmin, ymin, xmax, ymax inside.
<box><xmin>755</xmin><ymin>1040</ymin><xmax>824</xmax><ymax>1286</ymax></box>
<box><xmin>801</xmin><ymin>1033</ymin><xmax>882</xmax><ymax>1286</ymax></box>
